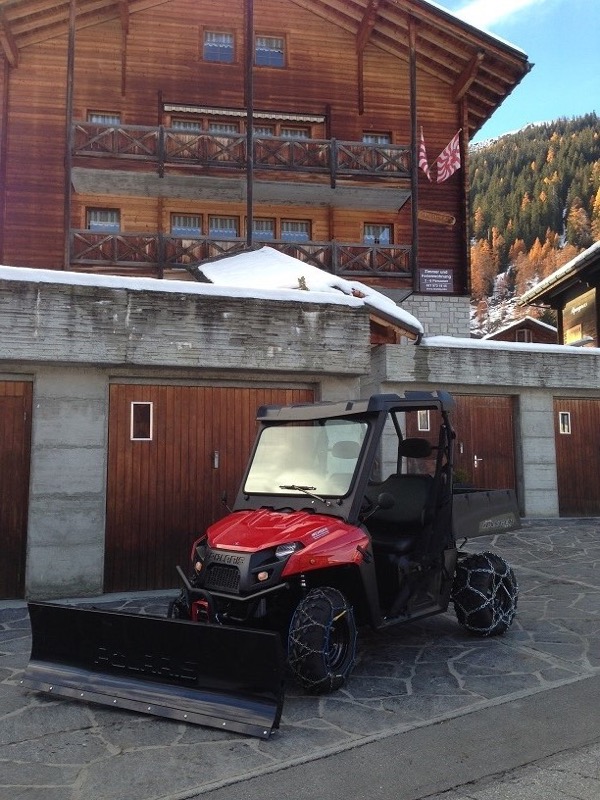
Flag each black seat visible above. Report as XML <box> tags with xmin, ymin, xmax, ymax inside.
<box><xmin>366</xmin><ymin>437</ymin><xmax>434</xmax><ymax>556</ymax></box>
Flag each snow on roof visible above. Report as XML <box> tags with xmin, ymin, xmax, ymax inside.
<box><xmin>482</xmin><ymin>315</ymin><xmax>557</xmax><ymax>339</ymax></box>
<box><xmin>520</xmin><ymin>240</ymin><xmax>600</xmax><ymax>304</ymax></box>
<box><xmin>198</xmin><ymin>247</ymin><xmax>423</xmax><ymax>336</ymax></box>
<box><xmin>0</xmin><ymin>262</ymin><xmax>363</xmax><ymax>309</ymax></box>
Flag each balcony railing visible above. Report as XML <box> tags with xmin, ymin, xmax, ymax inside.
<box><xmin>73</xmin><ymin>123</ymin><xmax>412</xmax><ymax>180</ymax></box>
<box><xmin>70</xmin><ymin>231</ymin><xmax>412</xmax><ymax>279</ymax></box>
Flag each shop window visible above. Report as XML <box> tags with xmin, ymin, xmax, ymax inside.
<box><xmin>203</xmin><ymin>31</ymin><xmax>234</xmax><ymax>63</ymax></box>
<box><xmin>87</xmin><ymin>208</ymin><xmax>120</xmax><ymax>233</ymax></box>
<box><xmin>131</xmin><ymin>402</ymin><xmax>153</xmax><ymax>441</ymax></box>
<box><xmin>255</xmin><ymin>35</ymin><xmax>285</xmax><ymax>67</ymax></box>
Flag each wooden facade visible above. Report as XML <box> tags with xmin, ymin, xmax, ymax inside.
<box><xmin>483</xmin><ymin>316</ymin><xmax>558</xmax><ymax>345</ymax></box>
<box><xmin>520</xmin><ymin>242</ymin><xmax>600</xmax><ymax>347</ymax></box>
<box><xmin>0</xmin><ymin>0</ymin><xmax>530</xmax><ymax>296</ymax></box>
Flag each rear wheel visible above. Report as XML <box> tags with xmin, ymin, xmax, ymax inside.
<box><xmin>288</xmin><ymin>587</ymin><xmax>357</xmax><ymax>693</ymax></box>
<box><xmin>452</xmin><ymin>552</ymin><xmax>518</xmax><ymax>636</ymax></box>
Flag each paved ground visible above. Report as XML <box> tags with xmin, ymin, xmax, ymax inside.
<box><xmin>1</xmin><ymin>518</ymin><xmax>600</xmax><ymax>800</ymax></box>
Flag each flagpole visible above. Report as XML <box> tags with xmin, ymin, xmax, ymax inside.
<box><xmin>409</xmin><ymin>17</ymin><xmax>419</xmax><ymax>292</ymax></box>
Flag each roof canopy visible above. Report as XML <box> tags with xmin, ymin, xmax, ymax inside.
<box><xmin>0</xmin><ymin>0</ymin><xmax>531</xmax><ymax>136</ymax></box>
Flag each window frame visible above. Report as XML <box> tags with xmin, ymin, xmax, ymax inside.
<box><xmin>87</xmin><ymin>207</ymin><xmax>121</xmax><ymax>233</ymax></box>
<box><xmin>363</xmin><ymin>223</ymin><xmax>392</xmax><ymax>245</ymax></box>
<box><xmin>209</xmin><ymin>215</ymin><xmax>240</xmax><ymax>239</ymax></box>
<box><xmin>171</xmin><ymin>214</ymin><xmax>202</xmax><ymax>237</ymax></box>
<box><xmin>202</xmin><ymin>30</ymin><xmax>235</xmax><ymax>64</ymax></box>
<box><xmin>255</xmin><ymin>34</ymin><xmax>286</xmax><ymax>68</ymax></box>
<box><xmin>130</xmin><ymin>402</ymin><xmax>153</xmax><ymax>441</ymax></box>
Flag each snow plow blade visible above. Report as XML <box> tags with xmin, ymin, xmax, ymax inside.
<box><xmin>23</xmin><ymin>602</ymin><xmax>285</xmax><ymax>739</ymax></box>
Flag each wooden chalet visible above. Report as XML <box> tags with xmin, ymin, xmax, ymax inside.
<box><xmin>0</xmin><ymin>0</ymin><xmax>530</xmax><ymax>301</ymax></box>
<box><xmin>482</xmin><ymin>316</ymin><xmax>558</xmax><ymax>345</ymax></box>
<box><xmin>519</xmin><ymin>241</ymin><xmax>600</xmax><ymax>347</ymax></box>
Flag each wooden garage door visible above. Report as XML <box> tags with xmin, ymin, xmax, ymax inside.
<box><xmin>452</xmin><ymin>395</ymin><xmax>517</xmax><ymax>491</ymax></box>
<box><xmin>105</xmin><ymin>385</ymin><xmax>314</xmax><ymax>592</ymax></box>
<box><xmin>0</xmin><ymin>381</ymin><xmax>32</xmax><ymax>599</ymax></box>
<box><xmin>554</xmin><ymin>398</ymin><xmax>600</xmax><ymax>516</ymax></box>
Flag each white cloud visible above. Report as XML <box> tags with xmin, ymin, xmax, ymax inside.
<box><xmin>453</xmin><ymin>0</ymin><xmax>547</xmax><ymax>28</ymax></box>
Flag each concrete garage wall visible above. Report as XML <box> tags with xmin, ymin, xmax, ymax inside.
<box><xmin>365</xmin><ymin>340</ymin><xmax>600</xmax><ymax>516</ymax></box>
<box><xmin>0</xmin><ymin>273</ymin><xmax>369</xmax><ymax>598</ymax></box>
<box><xmin>27</xmin><ymin>368</ymin><xmax>108</xmax><ymax>597</ymax></box>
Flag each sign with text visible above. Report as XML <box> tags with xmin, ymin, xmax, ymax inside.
<box><xmin>419</xmin><ymin>268</ymin><xmax>453</xmax><ymax>293</ymax></box>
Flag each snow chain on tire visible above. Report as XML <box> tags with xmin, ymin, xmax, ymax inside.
<box><xmin>452</xmin><ymin>551</ymin><xmax>518</xmax><ymax>636</ymax></box>
<box><xmin>288</xmin><ymin>587</ymin><xmax>357</xmax><ymax>694</ymax></box>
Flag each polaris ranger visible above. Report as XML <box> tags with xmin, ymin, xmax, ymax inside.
<box><xmin>24</xmin><ymin>391</ymin><xmax>520</xmax><ymax>738</ymax></box>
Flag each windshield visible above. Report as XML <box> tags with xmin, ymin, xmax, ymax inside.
<box><xmin>244</xmin><ymin>418</ymin><xmax>368</xmax><ymax>497</ymax></box>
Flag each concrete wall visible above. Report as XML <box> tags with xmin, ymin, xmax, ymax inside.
<box><xmin>365</xmin><ymin>339</ymin><xmax>600</xmax><ymax>516</ymax></box>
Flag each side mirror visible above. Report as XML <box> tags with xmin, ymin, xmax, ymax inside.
<box><xmin>377</xmin><ymin>492</ymin><xmax>395</xmax><ymax>510</ymax></box>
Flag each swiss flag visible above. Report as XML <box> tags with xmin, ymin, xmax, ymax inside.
<box><xmin>436</xmin><ymin>130</ymin><xmax>461</xmax><ymax>183</ymax></box>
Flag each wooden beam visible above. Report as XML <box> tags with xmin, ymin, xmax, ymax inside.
<box><xmin>119</xmin><ymin>0</ymin><xmax>129</xmax><ymax>95</ymax></box>
<box><xmin>356</xmin><ymin>0</ymin><xmax>381</xmax><ymax>53</ymax></box>
<box><xmin>453</xmin><ymin>50</ymin><xmax>485</xmax><ymax>101</ymax></box>
<box><xmin>0</xmin><ymin>9</ymin><xmax>18</xmax><ymax>67</ymax></box>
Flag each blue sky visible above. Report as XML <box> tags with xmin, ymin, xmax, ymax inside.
<box><xmin>434</xmin><ymin>0</ymin><xmax>600</xmax><ymax>143</ymax></box>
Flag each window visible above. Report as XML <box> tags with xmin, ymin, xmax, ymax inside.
<box><xmin>253</xmin><ymin>218</ymin><xmax>275</xmax><ymax>241</ymax></box>
<box><xmin>281</xmin><ymin>219</ymin><xmax>310</xmax><ymax>242</ymax></box>
<box><xmin>131</xmin><ymin>402</ymin><xmax>153</xmax><ymax>441</ymax></box>
<box><xmin>87</xmin><ymin>208</ymin><xmax>120</xmax><ymax>233</ymax></box>
<box><xmin>280</xmin><ymin>126</ymin><xmax>310</xmax><ymax>139</ymax></box>
<box><xmin>171</xmin><ymin>119</ymin><xmax>201</xmax><ymax>133</ymax></box>
<box><xmin>253</xmin><ymin>124</ymin><xmax>275</xmax><ymax>137</ymax></box>
<box><xmin>363</xmin><ymin>224</ymin><xmax>391</xmax><ymax>245</ymax></box>
<box><xmin>255</xmin><ymin>35</ymin><xmax>285</xmax><ymax>67</ymax></box>
<box><xmin>362</xmin><ymin>133</ymin><xmax>391</xmax><ymax>144</ymax></box>
<box><xmin>87</xmin><ymin>112</ymin><xmax>121</xmax><ymax>125</ymax></box>
<box><xmin>209</xmin><ymin>216</ymin><xmax>239</xmax><ymax>238</ymax></box>
<box><xmin>516</xmin><ymin>329</ymin><xmax>533</xmax><ymax>343</ymax></box>
<box><xmin>203</xmin><ymin>31</ymin><xmax>234</xmax><ymax>63</ymax></box>
<box><xmin>171</xmin><ymin>214</ymin><xmax>201</xmax><ymax>236</ymax></box>
<box><xmin>208</xmin><ymin>121</ymin><xmax>239</xmax><ymax>134</ymax></box>
<box><xmin>417</xmin><ymin>410</ymin><xmax>430</xmax><ymax>432</ymax></box>
<box><xmin>558</xmin><ymin>411</ymin><xmax>571</xmax><ymax>435</ymax></box>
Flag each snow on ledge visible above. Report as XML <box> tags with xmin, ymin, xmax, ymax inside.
<box><xmin>422</xmin><ymin>335</ymin><xmax>600</xmax><ymax>355</ymax></box>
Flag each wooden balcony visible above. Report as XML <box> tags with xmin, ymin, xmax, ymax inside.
<box><xmin>72</xmin><ymin>123</ymin><xmax>412</xmax><ymax>182</ymax></box>
<box><xmin>70</xmin><ymin>231</ymin><xmax>413</xmax><ymax>280</ymax></box>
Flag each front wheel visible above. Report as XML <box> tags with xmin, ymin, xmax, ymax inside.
<box><xmin>288</xmin><ymin>587</ymin><xmax>357</xmax><ymax>694</ymax></box>
<box><xmin>452</xmin><ymin>552</ymin><xmax>518</xmax><ymax>636</ymax></box>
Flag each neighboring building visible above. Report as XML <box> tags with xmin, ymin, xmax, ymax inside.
<box><xmin>482</xmin><ymin>316</ymin><xmax>557</xmax><ymax>345</ymax></box>
<box><xmin>0</xmin><ymin>0</ymin><xmax>530</xmax><ymax>336</ymax></box>
<box><xmin>519</xmin><ymin>241</ymin><xmax>600</xmax><ymax>347</ymax></box>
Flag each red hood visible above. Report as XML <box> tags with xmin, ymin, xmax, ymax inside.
<box><xmin>207</xmin><ymin>508</ymin><xmax>356</xmax><ymax>551</ymax></box>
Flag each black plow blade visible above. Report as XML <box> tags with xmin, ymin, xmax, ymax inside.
<box><xmin>23</xmin><ymin>602</ymin><xmax>285</xmax><ymax>739</ymax></box>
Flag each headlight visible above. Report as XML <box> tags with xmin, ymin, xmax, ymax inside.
<box><xmin>275</xmin><ymin>542</ymin><xmax>302</xmax><ymax>559</ymax></box>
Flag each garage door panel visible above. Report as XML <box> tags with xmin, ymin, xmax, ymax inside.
<box><xmin>105</xmin><ymin>385</ymin><xmax>314</xmax><ymax>592</ymax></box>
